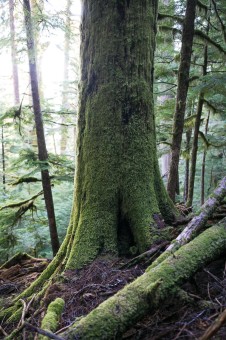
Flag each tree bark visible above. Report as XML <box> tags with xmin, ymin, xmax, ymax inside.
<box><xmin>187</xmin><ymin>30</ymin><xmax>208</xmax><ymax>207</ymax></box>
<box><xmin>186</xmin><ymin>92</ymin><xmax>205</xmax><ymax>206</ymax></box>
<box><xmin>23</xmin><ymin>0</ymin><xmax>60</xmax><ymax>256</ymax></box>
<box><xmin>201</xmin><ymin>110</ymin><xmax>210</xmax><ymax>205</ymax></box>
<box><xmin>61</xmin><ymin>218</ymin><xmax>226</xmax><ymax>339</ymax></box>
<box><xmin>9</xmin><ymin>0</ymin><xmax>20</xmax><ymax>105</ymax></box>
<box><xmin>167</xmin><ymin>0</ymin><xmax>197</xmax><ymax>202</ymax></box>
<box><xmin>0</xmin><ymin>0</ymin><xmax>176</xmax><ymax>320</ymax></box>
<box><xmin>183</xmin><ymin>129</ymin><xmax>191</xmax><ymax>202</ymax></box>
<box><xmin>1</xmin><ymin>126</ymin><xmax>6</xmax><ymax>193</ymax></box>
<box><xmin>60</xmin><ymin>0</ymin><xmax>72</xmax><ymax>155</ymax></box>
<box><xmin>64</xmin><ymin>0</ymin><xmax>175</xmax><ymax>269</ymax></box>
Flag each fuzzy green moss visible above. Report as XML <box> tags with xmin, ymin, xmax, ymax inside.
<box><xmin>65</xmin><ymin>0</ymin><xmax>174</xmax><ymax>270</ymax></box>
<box><xmin>39</xmin><ymin>298</ymin><xmax>65</xmax><ymax>340</ymax></box>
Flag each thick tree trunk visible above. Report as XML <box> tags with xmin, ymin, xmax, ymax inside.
<box><xmin>167</xmin><ymin>0</ymin><xmax>197</xmax><ymax>202</ymax></box>
<box><xmin>23</xmin><ymin>0</ymin><xmax>60</xmax><ymax>256</ymax></box>
<box><xmin>65</xmin><ymin>0</ymin><xmax>175</xmax><ymax>269</ymax></box>
<box><xmin>61</xmin><ymin>218</ymin><xmax>226</xmax><ymax>339</ymax></box>
<box><xmin>0</xmin><ymin>0</ymin><xmax>175</xmax><ymax>321</ymax></box>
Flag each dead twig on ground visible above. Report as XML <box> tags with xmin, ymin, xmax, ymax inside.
<box><xmin>200</xmin><ymin>308</ymin><xmax>226</xmax><ymax>340</ymax></box>
<box><xmin>24</xmin><ymin>322</ymin><xmax>64</xmax><ymax>340</ymax></box>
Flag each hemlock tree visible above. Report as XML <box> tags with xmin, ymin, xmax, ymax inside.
<box><xmin>9</xmin><ymin>0</ymin><xmax>20</xmax><ymax>105</ymax></box>
<box><xmin>23</xmin><ymin>0</ymin><xmax>60</xmax><ymax>256</ymax></box>
<box><xmin>42</xmin><ymin>0</ymin><xmax>173</xmax><ymax>267</ymax></box>
<box><xmin>2</xmin><ymin>2</ymin><xmax>226</xmax><ymax>333</ymax></box>
<box><xmin>167</xmin><ymin>0</ymin><xmax>197</xmax><ymax>202</ymax></box>
<box><xmin>1</xmin><ymin>0</ymin><xmax>176</xmax><ymax>318</ymax></box>
<box><xmin>65</xmin><ymin>0</ymin><xmax>176</xmax><ymax>269</ymax></box>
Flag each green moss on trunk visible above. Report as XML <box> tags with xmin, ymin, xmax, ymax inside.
<box><xmin>66</xmin><ymin>0</ymin><xmax>175</xmax><ymax>269</ymax></box>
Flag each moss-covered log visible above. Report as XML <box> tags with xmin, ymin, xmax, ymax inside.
<box><xmin>39</xmin><ymin>298</ymin><xmax>65</xmax><ymax>340</ymax></box>
<box><xmin>61</xmin><ymin>218</ymin><xmax>226</xmax><ymax>339</ymax></box>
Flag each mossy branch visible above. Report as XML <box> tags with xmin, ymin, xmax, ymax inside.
<box><xmin>203</xmin><ymin>99</ymin><xmax>217</xmax><ymax>113</ymax></box>
<box><xmin>197</xmin><ymin>0</ymin><xmax>208</xmax><ymax>12</ymax></box>
<box><xmin>158</xmin><ymin>13</ymin><xmax>184</xmax><ymax>24</ymax></box>
<box><xmin>11</xmin><ymin>176</ymin><xmax>41</xmax><ymax>185</ymax></box>
<box><xmin>0</xmin><ymin>190</ymin><xmax>43</xmax><ymax>211</ymax></box>
<box><xmin>158</xmin><ymin>26</ymin><xmax>226</xmax><ymax>54</ymax></box>
<box><xmin>194</xmin><ymin>29</ymin><xmax>226</xmax><ymax>55</ymax></box>
<box><xmin>199</xmin><ymin>131</ymin><xmax>226</xmax><ymax>149</ymax></box>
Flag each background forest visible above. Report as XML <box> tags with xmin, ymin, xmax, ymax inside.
<box><xmin>0</xmin><ymin>0</ymin><xmax>225</xmax><ymax>263</ymax></box>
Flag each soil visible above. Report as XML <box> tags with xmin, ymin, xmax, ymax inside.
<box><xmin>0</xmin><ymin>206</ymin><xmax>226</xmax><ymax>339</ymax></box>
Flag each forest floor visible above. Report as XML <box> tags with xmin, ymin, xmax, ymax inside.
<box><xmin>0</xmin><ymin>206</ymin><xmax>226</xmax><ymax>339</ymax></box>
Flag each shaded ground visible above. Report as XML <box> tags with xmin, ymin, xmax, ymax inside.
<box><xmin>0</xmin><ymin>207</ymin><xmax>226</xmax><ymax>339</ymax></box>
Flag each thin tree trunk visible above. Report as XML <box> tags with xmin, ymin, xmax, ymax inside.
<box><xmin>167</xmin><ymin>0</ymin><xmax>197</xmax><ymax>202</ymax></box>
<box><xmin>186</xmin><ymin>93</ymin><xmax>205</xmax><ymax>206</ymax></box>
<box><xmin>1</xmin><ymin>126</ymin><xmax>6</xmax><ymax>193</ymax></box>
<box><xmin>201</xmin><ymin>110</ymin><xmax>210</xmax><ymax>205</ymax></box>
<box><xmin>183</xmin><ymin>101</ymin><xmax>194</xmax><ymax>202</ymax></box>
<box><xmin>186</xmin><ymin>39</ymin><xmax>208</xmax><ymax>207</ymax></box>
<box><xmin>23</xmin><ymin>0</ymin><xmax>60</xmax><ymax>256</ymax></box>
<box><xmin>9</xmin><ymin>0</ymin><xmax>20</xmax><ymax>105</ymax></box>
<box><xmin>184</xmin><ymin>129</ymin><xmax>191</xmax><ymax>202</ymax></box>
<box><xmin>60</xmin><ymin>0</ymin><xmax>72</xmax><ymax>154</ymax></box>
<box><xmin>30</xmin><ymin>0</ymin><xmax>44</xmax><ymax>99</ymax></box>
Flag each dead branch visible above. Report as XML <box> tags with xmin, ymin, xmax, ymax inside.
<box><xmin>150</xmin><ymin>177</ymin><xmax>226</xmax><ymax>268</ymax></box>
<box><xmin>0</xmin><ymin>325</ymin><xmax>8</xmax><ymax>337</ymax></box>
<box><xmin>120</xmin><ymin>241</ymin><xmax>169</xmax><ymax>269</ymax></box>
<box><xmin>200</xmin><ymin>308</ymin><xmax>226</xmax><ymax>340</ymax></box>
<box><xmin>0</xmin><ymin>190</ymin><xmax>43</xmax><ymax>211</ymax></box>
<box><xmin>24</xmin><ymin>322</ymin><xmax>64</xmax><ymax>340</ymax></box>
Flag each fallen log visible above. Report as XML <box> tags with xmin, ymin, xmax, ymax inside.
<box><xmin>60</xmin><ymin>217</ymin><xmax>226</xmax><ymax>339</ymax></box>
<box><xmin>150</xmin><ymin>176</ymin><xmax>226</xmax><ymax>268</ymax></box>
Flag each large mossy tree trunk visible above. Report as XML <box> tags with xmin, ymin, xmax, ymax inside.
<box><xmin>65</xmin><ymin>0</ymin><xmax>175</xmax><ymax>269</ymax></box>
<box><xmin>0</xmin><ymin>1</ymin><xmax>176</xmax><ymax>321</ymax></box>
